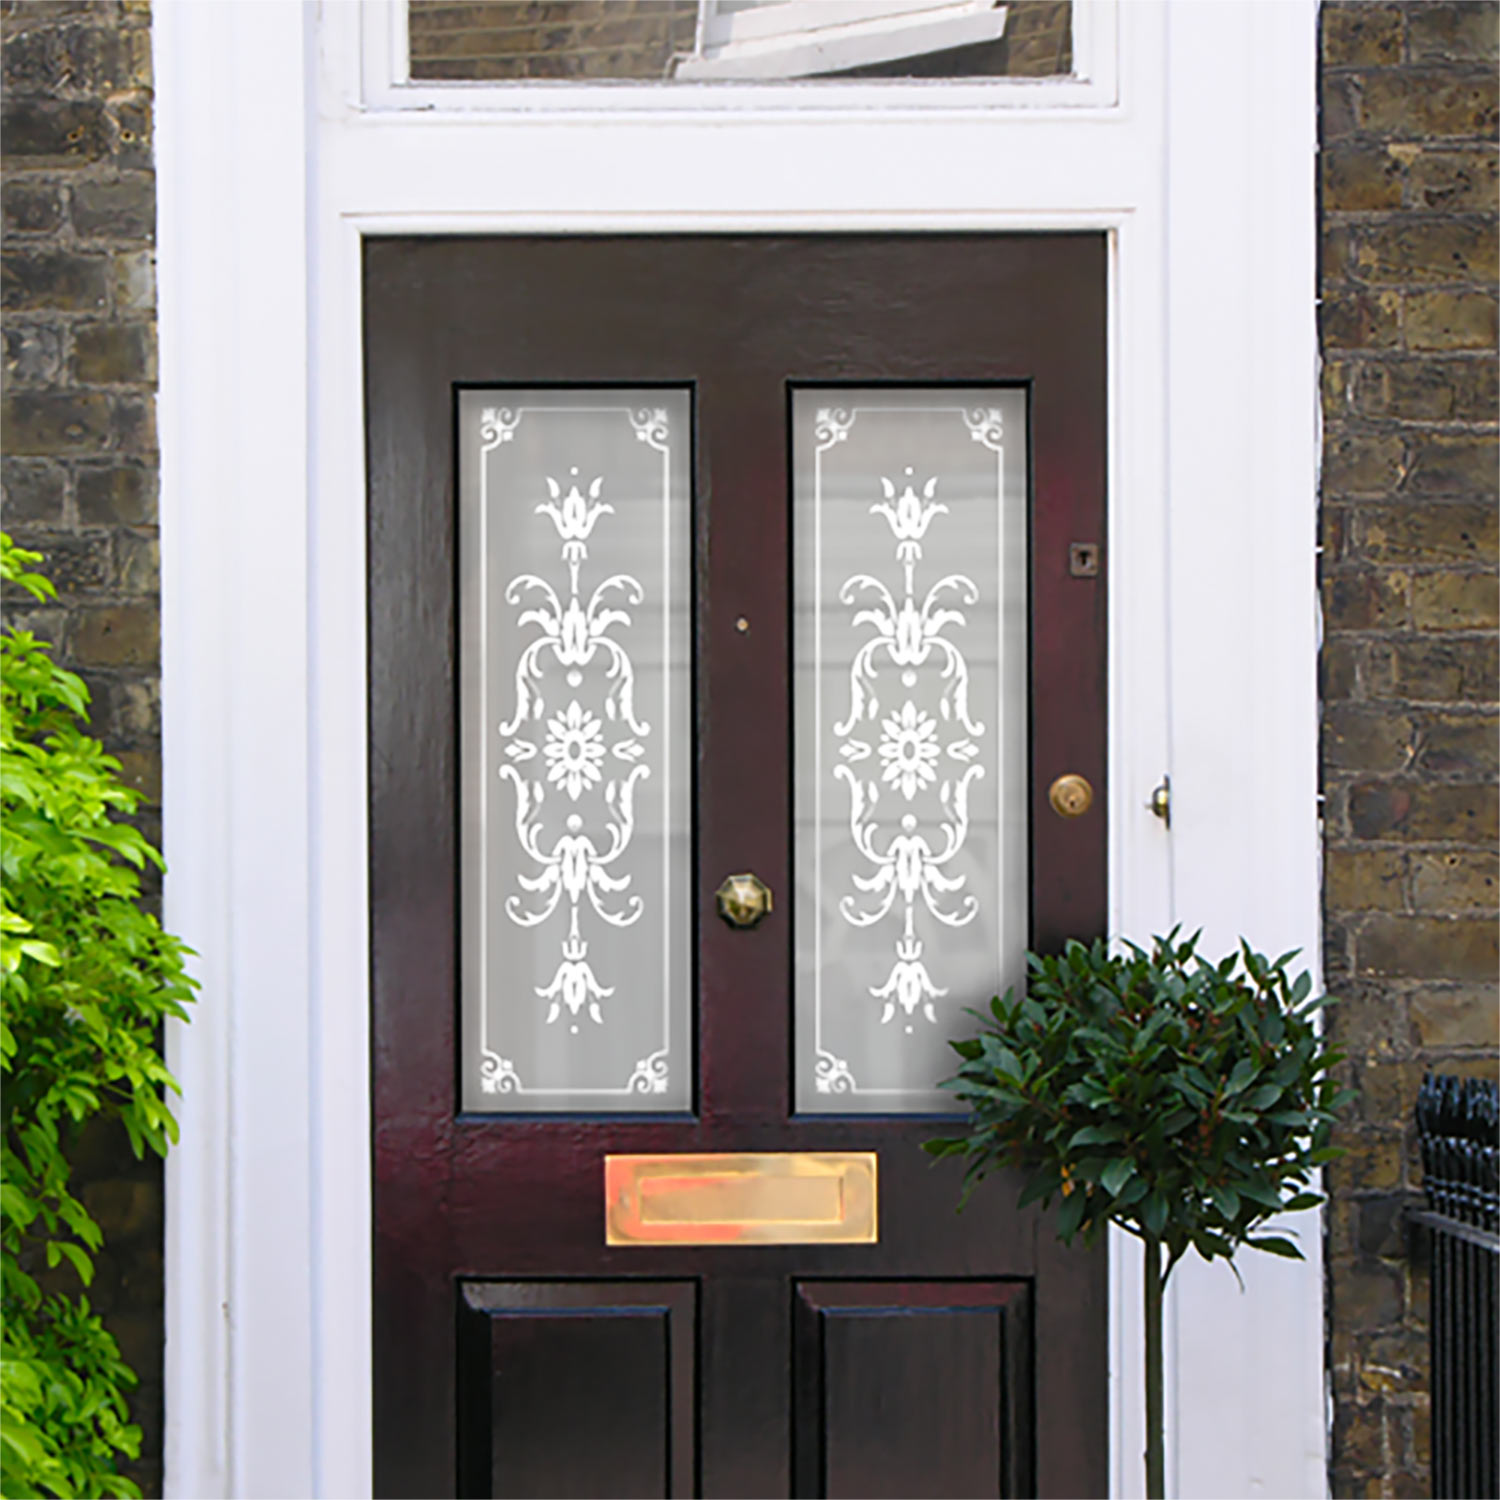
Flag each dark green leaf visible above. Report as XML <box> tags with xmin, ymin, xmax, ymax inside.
<box><xmin>1241</xmin><ymin>1084</ymin><xmax>1283</xmax><ymax>1111</ymax></box>
<box><xmin>1224</xmin><ymin>1059</ymin><xmax>1258</xmax><ymax>1095</ymax></box>
<box><xmin>1282</xmin><ymin>1192</ymin><xmax>1324</xmax><ymax>1213</ymax></box>
<box><xmin>1056</xmin><ymin>1186</ymin><xmax>1088</xmax><ymax>1240</ymax></box>
<box><xmin>1246</xmin><ymin>1236</ymin><xmax>1304</xmax><ymax>1260</ymax></box>
<box><xmin>922</xmin><ymin>1137</ymin><xmax>965</xmax><ymax>1158</ymax></box>
<box><xmin>1017</xmin><ymin>1169</ymin><xmax>1061</xmax><ymax>1211</ymax></box>
<box><xmin>1209</xmin><ymin>1183</ymin><xmax>1241</xmax><ymax>1218</ymax></box>
<box><xmin>1238</xmin><ymin>1181</ymin><xmax>1283</xmax><ymax>1208</ymax></box>
<box><xmin>1141</xmin><ymin>1190</ymin><xmax>1168</xmax><ymax>1237</ymax></box>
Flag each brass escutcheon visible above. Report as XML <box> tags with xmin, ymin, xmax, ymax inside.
<box><xmin>1048</xmin><ymin>773</ymin><xmax>1094</xmax><ymax>819</ymax></box>
<box><xmin>716</xmin><ymin>872</ymin><xmax>772</xmax><ymax>928</ymax></box>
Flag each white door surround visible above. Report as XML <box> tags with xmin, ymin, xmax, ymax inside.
<box><xmin>155</xmin><ymin>3</ymin><xmax>1323</xmax><ymax>1496</ymax></box>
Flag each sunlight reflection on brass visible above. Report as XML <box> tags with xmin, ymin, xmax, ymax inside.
<box><xmin>605</xmin><ymin>1152</ymin><xmax>878</xmax><ymax>1246</ymax></box>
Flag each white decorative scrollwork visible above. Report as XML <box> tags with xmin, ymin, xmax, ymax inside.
<box><xmin>476</xmin><ymin>402</ymin><xmax>681</xmax><ymax>1099</ymax></box>
<box><xmin>962</xmin><ymin>407</ymin><xmax>1004</xmax><ymax>451</ymax></box>
<box><xmin>626</xmin><ymin>1050</ymin><xmax>670</xmax><ymax>1094</ymax></box>
<box><xmin>502</xmin><ymin>457</ymin><xmax>650</xmax><ymax>1019</ymax></box>
<box><xmin>833</xmin><ymin>459</ymin><xmax>985</xmax><ymax>1039</ymax></box>
<box><xmin>537</xmin><ymin>474</ymin><xmax>612</xmax><ymax>565</ymax></box>
<box><xmin>535</xmin><ymin>911</ymin><xmax>613</xmax><ymax>1026</ymax></box>
<box><xmin>480</xmin><ymin>1053</ymin><xmax>522</xmax><ymax>1094</ymax></box>
<box><xmin>815</xmin><ymin>1048</ymin><xmax>856</xmax><ymax>1094</ymax></box>
<box><xmin>807</xmin><ymin>401</ymin><xmax>1008</xmax><ymax>1099</ymax></box>
<box><xmin>629</xmin><ymin>407</ymin><xmax>671</xmax><ymax>450</ymax></box>
<box><xmin>814</xmin><ymin>407</ymin><xmax>856</xmax><ymax>448</ymax></box>
<box><xmin>499</xmin><ymin>762</ymin><xmax>647</xmax><ymax>931</ymax></box>
<box><xmin>480</xmin><ymin>407</ymin><xmax>523</xmax><ymax>446</ymax></box>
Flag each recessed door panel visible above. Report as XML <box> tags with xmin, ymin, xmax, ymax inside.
<box><xmin>793</xmin><ymin>1281</ymin><xmax>1033</xmax><ymax>1499</ymax></box>
<box><xmin>458</xmin><ymin>1281</ymin><xmax>697</xmax><ymax>1499</ymax></box>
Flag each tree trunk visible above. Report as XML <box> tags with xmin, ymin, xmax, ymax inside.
<box><xmin>1144</xmin><ymin>1233</ymin><xmax>1165</xmax><ymax>1499</ymax></box>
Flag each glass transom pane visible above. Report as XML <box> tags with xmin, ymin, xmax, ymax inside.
<box><xmin>793</xmin><ymin>389</ymin><xmax>1028</xmax><ymax>1113</ymax></box>
<box><xmin>460</xmin><ymin>390</ymin><xmax>692</xmax><ymax>1112</ymax></box>
<box><xmin>405</xmin><ymin>0</ymin><xmax>1072</xmax><ymax>81</ymax></box>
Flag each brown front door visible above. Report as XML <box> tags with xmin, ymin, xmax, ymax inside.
<box><xmin>366</xmin><ymin>235</ymin><xmax>1108</xmax><ymax>1500</ymax></box>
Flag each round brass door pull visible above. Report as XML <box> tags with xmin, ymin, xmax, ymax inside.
<box><xmin>1048</xmin><ymin>773</ymin><xmax>1094</xmax><ymax>819</ymax></box>
<box><xmin>716</xmin><ymin>872</ymin><xmax>772</xmax><ymax>929</ymax></box>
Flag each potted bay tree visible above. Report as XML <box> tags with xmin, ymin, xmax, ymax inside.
<box><xmin>926</xmin><ymin>930</ymin><xmax>1350</xmax><ymax>1500</ymax></box>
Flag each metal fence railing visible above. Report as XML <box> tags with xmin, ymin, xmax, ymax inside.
<box><xmin>1413</xmin><ymin>1072</ymin><xmax>1499</xmax><ymax>1500</ymax></box>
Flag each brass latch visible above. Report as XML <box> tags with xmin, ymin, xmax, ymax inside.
<box><xmin>1149</xmin><ymin>775</ymin><xmax>1171</xmax><ymax>827</ymax></box>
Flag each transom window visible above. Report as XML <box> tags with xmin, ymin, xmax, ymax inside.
<box><xmin>405</xmin><ymin>0</ymin><xmax>1074</xmax><ymax>83</ymax></box>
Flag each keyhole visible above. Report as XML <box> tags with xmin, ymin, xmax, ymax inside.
<box><xmin>1069</xmin><ymin>543</ymin><xmax>1099</xmax><ymax>578</ymax></box>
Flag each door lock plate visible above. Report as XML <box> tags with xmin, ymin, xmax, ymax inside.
<box><xmin>1048</xmin><ymin>773</ymin><xmax>1095</xmax><ymax>818</ymax></box>
<box><xmin>1069</xmin><ymin>542</ymin><xmax>1100</xmax><ymax>577</ymax></box>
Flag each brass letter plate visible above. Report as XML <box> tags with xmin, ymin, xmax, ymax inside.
<box><xmin>605</xmin><ymin>1152</ymin><xmax>877</xmax><ymax>1246</ymax></box>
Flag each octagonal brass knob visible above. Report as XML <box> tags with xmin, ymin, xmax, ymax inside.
<box><xmin>1048</xmin><ymin>773</ymin><xmax>1094</xmax><ymax>819</ymax></box>
<box><xmin>716</xmin><ymin>872</ymin><xmax>772</xmax><ymax>929</ymax></box>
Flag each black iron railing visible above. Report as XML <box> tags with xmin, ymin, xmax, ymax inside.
<box><xmin>1414</xmin><ymin>1072</ymin><xmax>1498</xmax><ymax>1500</ymax></box>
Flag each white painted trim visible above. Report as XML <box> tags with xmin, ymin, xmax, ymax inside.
<box><xmin>1162</xmin><ymin>4</ymin><xmax>1325</xmax><ymax>1496</ymax></box>
<box><xmin>157</xmin><ymin>3</ymin><xmax>315</xmax><ymax>1496</ymax></box>
<box><xmin>158</xmin><ymin>1</ymin><xmax>1322</xmax><ymax>1496</ymax></box>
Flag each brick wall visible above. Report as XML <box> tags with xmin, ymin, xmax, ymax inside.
<box><xmin>407</xmin><ymin>0</ymin><xmax>1071</xmax><ymax>80</ymax></box>
<box><xmin>1319</xmin><ymin>4</ymin><xmax>1499</xmax><ymax>1496</ymax></box>
<box><xmin>0</xmin><ymin>1</ymin><xmax>163</xmax><ymax>1493</ymax></box>
<box><xmin>993</xmin><ymin>0</ymin><xmax>1070</xmax><ymax>77</ymax></box>
<box><xmin>410</xmin><ymin>0</ymin><xmax>700</xmax><ymax>79</ymax></box>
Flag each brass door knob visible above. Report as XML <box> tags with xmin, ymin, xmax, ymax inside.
<box><xmin>1048</xmin><ymin>773</ymin><xmax>1094</xmax><ymax>819</ymax></box>
<box><xmin>716</xmin><ymin>872</ymin><xmax>772</xmax><ymax>928</ymax></box>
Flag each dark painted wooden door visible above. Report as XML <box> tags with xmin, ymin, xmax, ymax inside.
<box><xmin>367</xmin><ymin>236</ymin><xmax>1107</xmax><ymax>1500</ymax></box>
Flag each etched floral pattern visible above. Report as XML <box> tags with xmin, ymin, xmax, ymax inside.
<box><xmin>543</xmin><ymin>701</ymin><xmax>606</xmax><ymax>799</ymax></box>
<box><xmin>837</xmin><ymin>457</ymin><xmax>984</xmax><ymax>1028</ymax></box>
<box><xmin>870</xmin><ymin>935</ymin><xmax>947</xmax><ymax>1025</ymax></box>
<box><xmin>535</xmin><ymin>917</ymin><xmax>612</xmax><ymax>1026</ymax></box>
<box><xmin>810</xmin><ymin>405</ymin><xmax>1004</xmax><ymax>1095</ymax></box>
<box><xmin>475</xmin><ymin>402</ymin><xmax>679</xmax><ymax>1097</ymax></box>
<box><xmin>878</xmin><ymin>701</ymin><xmax>940</xmax><ymax>799</ymax></box>
<box><xmin>537</xmin><ymin>473</ymin><xmax>612</xmax><ymax>551</ymax></box>
<box><xmin>871</xmin><ymin>474</ymin><xmax>947</xmax><ymax>559</ymax></box>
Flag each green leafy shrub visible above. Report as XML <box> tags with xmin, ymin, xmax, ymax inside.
<box><xmin>1</xmin><ymin>535</ymin><xmax>195</xmax><ymax>1499</ymax></box>
<box><xmin>926</xmin><ymin>930</ymin><xmax>1350</xmax><ymax>1499</ymax></box>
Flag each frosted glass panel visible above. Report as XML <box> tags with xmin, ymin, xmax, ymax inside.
<box><xmin>460</xmin><ymin>391</ymin><xmax>691</xmax><ymax>1112</ymax></box>
<box><xmin>794</xmin><ymin>390</ymin><xmax>1028</xmax><ymax>1113</ymax></box>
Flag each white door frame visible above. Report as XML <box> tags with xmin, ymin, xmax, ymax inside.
<box><xmin>155</xmin><ymin>2</ymin><xmax>1323</xmax><ymax>1495</ymax></box>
